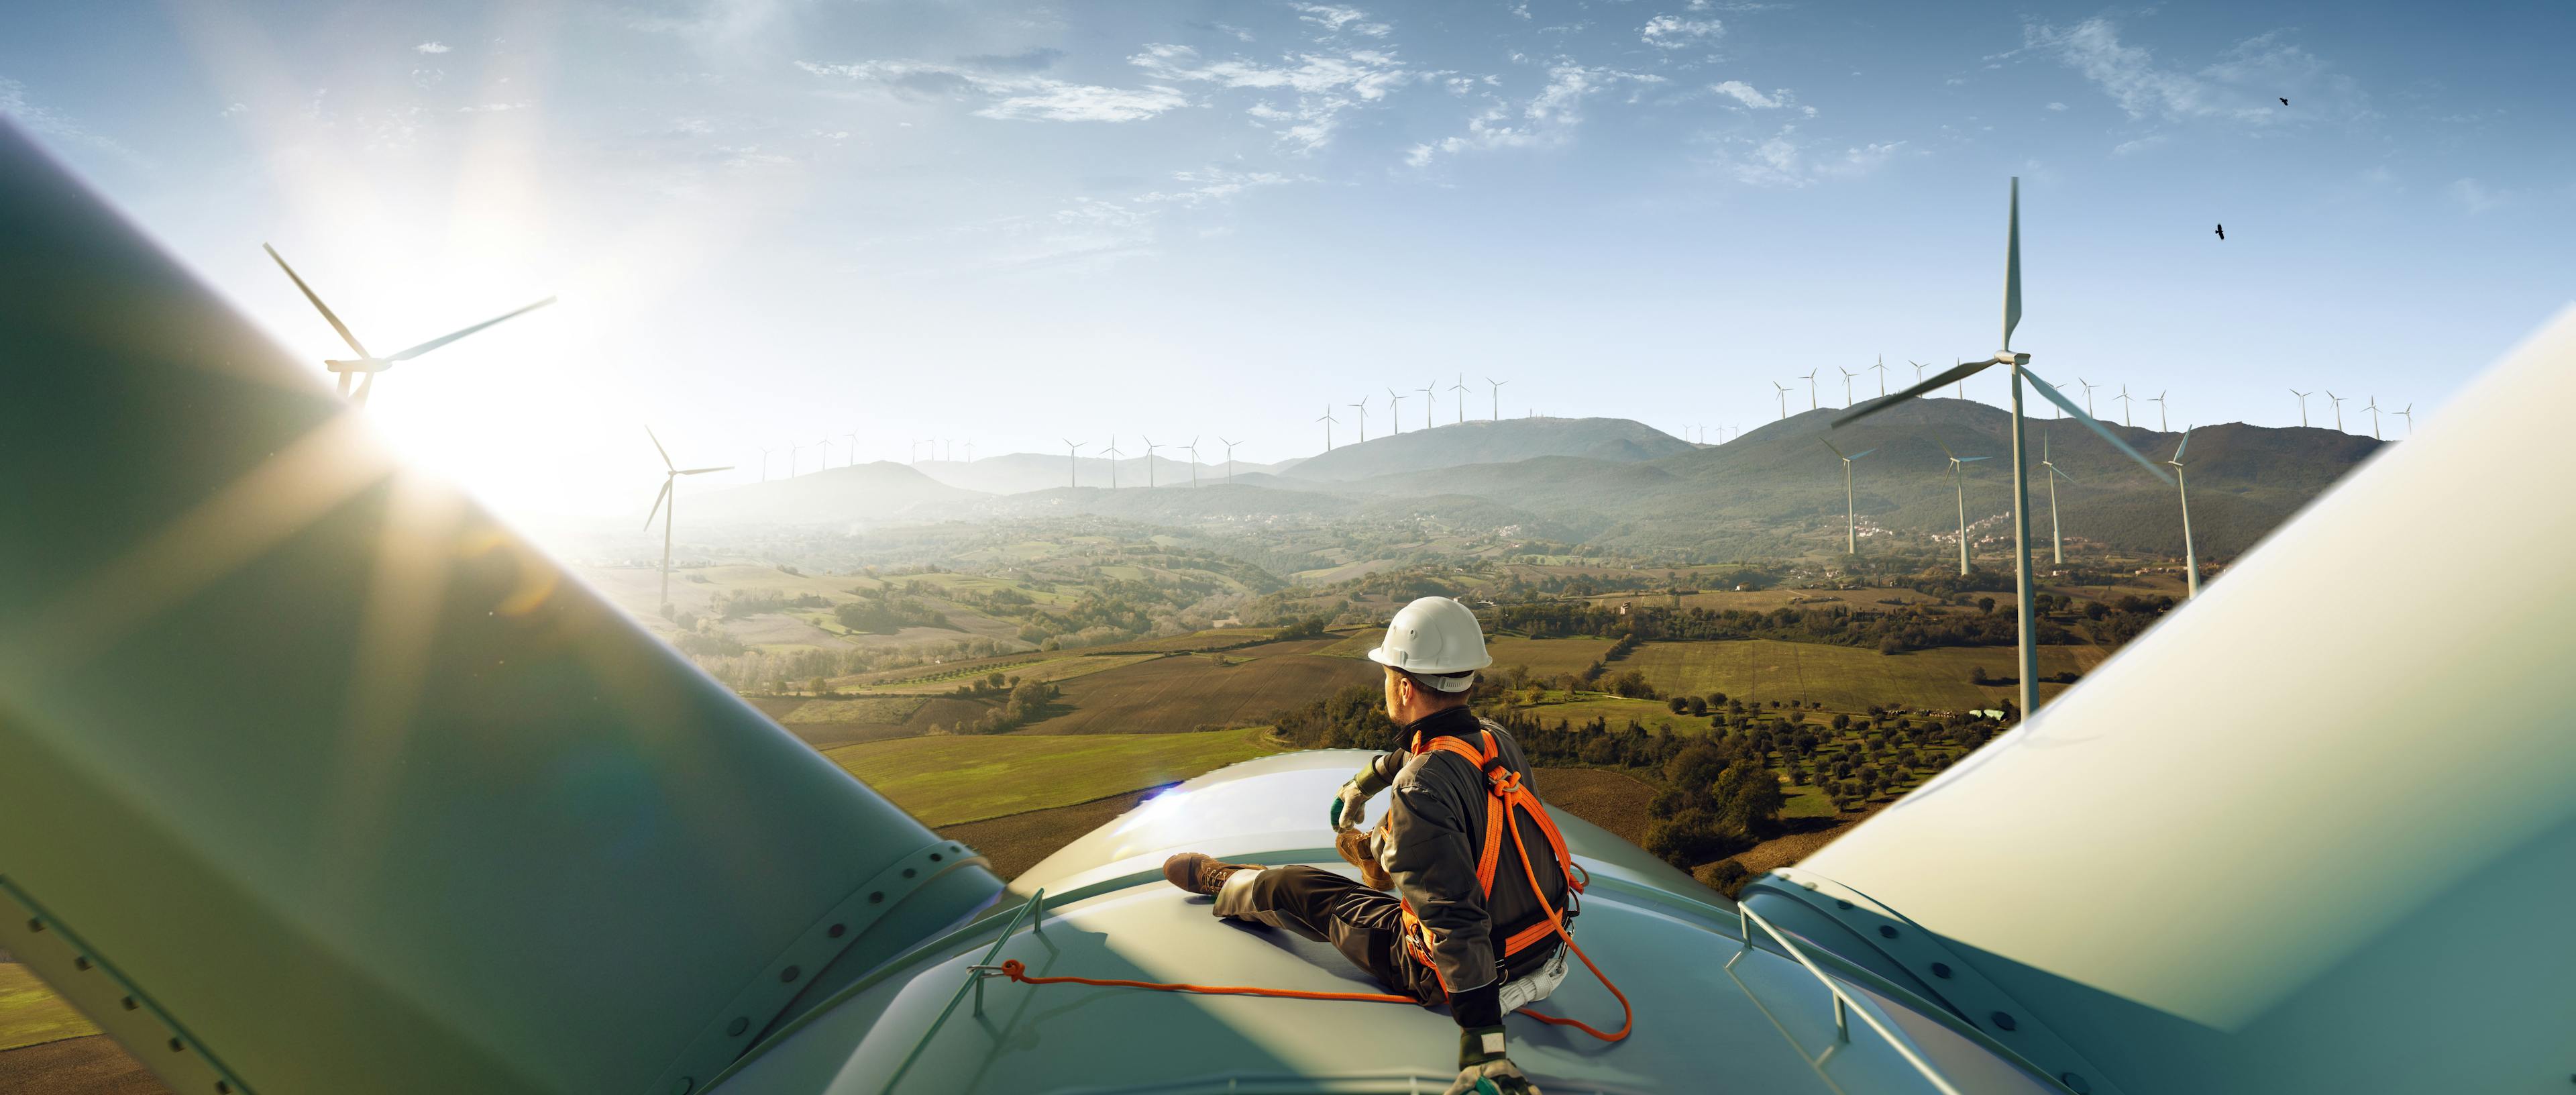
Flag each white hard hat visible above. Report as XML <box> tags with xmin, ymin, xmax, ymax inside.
<box><xmin>1366</xmin><ymin>596</ymin><xmax>1492</xmax><ymax>688</ymax></box>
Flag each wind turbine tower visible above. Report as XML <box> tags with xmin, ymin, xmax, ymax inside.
<box><xmin>1419</xmin><ymin>380</ymin><xmax>1437</xmax><ymax>429</ymax></box>
<box><xmin>788</xmin><ymin>439</ymin><xmax>804</xmax><ymax>478</ymax></box>
<box><xmin>1316</xmin><ymin>407</ymin><xmax>1336</xmax><ymax>451</ymax></box>
<box><xmin>2078</xmin><ymin>377</ymin><xmax>2099</xmax><ymax>417</ymax></box>
<box><xmin>642</xmin><ymin>427</ymin><xmax>732</xmax><ymax>610</ymax></box>
<box><xmin>262</xmin><ymin>244</ymin><xmax>555</xmax><ymax>406</ymax></box>
<box><xmin>2364</xmin><ymin>397</ymin><xmax>2383</xmax><ymax>439</ymax></box>
<box><xmin>2398</xmin><ymin>403</ymin><xmax>2414</xmax><ymax>435</ymax></box>
<box><xmin>2291</xmin><ymin>389</ymin><xmax>2312</xmax><ymax>427</ymax></box>
<box><xmin>1184</xmin><ymin>437</ymin><xmax>1201</xmax><ymax>486</ymax></box>
<box><xmin>1063</xmin><ymin>439</ymin><xmax>1085</xmax><ymax>488</ymax></box>
<box><xmin>1935</xmin><ymin>439</ymin><xmax>1990</xmax><ymax>576</ymax></box>
<box><xmin>1835</xmin><ymin>178</ymin><xmax>2171</xmax><ymax>721</ymax></box>
<box><xmin>2327</xmin><ymin>390</ymin><xmax>2348</xmax><ymax>431</ymax></box>
<box><xmin>1350</xmin><ymin>399</ymin><xmax>1370</xmax><ymax>442</ymax></box>
<box><xmin>1772</xmin><ymin>381</ymin><xmax>1790</xmax><ymax>421</ymax></box>
<box><xmin>758</xmin><ymin>447</ymin><xmax>773</xmax><ymax>483</ymax></box>
<box><xmin>1103</xmin><ymin>437</ymin><xmax>1124</xmax><ymax>488</ymax></box>
<box><xmin>1142</xmin><ymin>437</ymin><xmax>1160</xmax><ymax>487</ymax></box>
<box><xmin>2116</xmin><ymin>386</ymin><xmax>2135</xmax><ymax>427</ymax></box>
<box><xmin>1487</xmin><ymin>378</ymin><xmax>1507</xmax><ymax>421</ymax></box>
<box><xmin>2169</xmin><ymin>428</ymin><xmax>2201</xmax><ymax>598</ymax></box>
<box><xmin>1450</xmin><ymin>374</ymin><xmax>1469</xmax><ymax>423</ymax></box>
<box><xmin>1801</xmin><ymin>368</ymin><xmax>1818</xmax><ymax>411</ymax></box>
<box><xmin>1839</xmin><ymin>366</ymin><xmax>1857</xmax><ymax>407</ymax></box>
<box><xmin>2041</xmin><ymin>431</ymin><xmax>2074</xmax><ymax>565</ymax></box>
<box><xmin>1872</xmin><ymin>355</ymin><xmax>1890</xmax><ymax>397</ymax></box>
<box><xmin>1385</xmin><ymin>388</ymin><xmax>1405</xmax><ymax>435</ymax></box>
<box><xmin>2149</xmin><ymin>391</ymin><xmax>2169</xmax><ymax>433</ymax></box>
<box><xmin>846</xmin><ymin>431</ymin><xmax>860</xmax><ymax>468</ymax></box>
<box><xmin>1220</xmin><ymin>437</ymin><xmax>1239</xmax><ymax>484</ymax></box>
<box><xmin>1821</xmin><ymin>439</ymin><xmax>1876</xmax><ymax>555</ymax></box>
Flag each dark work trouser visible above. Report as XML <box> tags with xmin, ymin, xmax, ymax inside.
<box><xmin>1211</xmin><ymin>864</ymin><xmax>1445</xmax><ymax>1006</ymax></box>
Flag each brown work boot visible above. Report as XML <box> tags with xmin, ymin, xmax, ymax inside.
<box><xmin>1163</xmin><ymin>852</ymin><xmax>1257</xmax><ymax>896</ymax></box>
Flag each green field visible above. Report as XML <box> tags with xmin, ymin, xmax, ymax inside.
<box><xmin>1097</xmin><ymin>628</ymin><xmax>1282</xmax><ymax>653</ymax></box>
<box><xmin>0</xmin><ymin>964</ymin><xmax>95</xmax><ymax>1052</ymax></box>
<box><xmin>1025</xmin><ymin>644</ymin><xmax>1382</xmax><ymax>734</ymax></box>
<box><xmin>1320</xmin><ymin>630</ymin><xmax>1616</xmax><ymax>678</ymax></box>
<box><xmin>823</xmin><ymin>727</ymin><xmax>1283</xmax><ymax>826</ymax></box>
<box><xmin>839</xmin><ymin>653</ymin><xmax>1157</xmax><ymax>694</ymax></box>
<box><xmin>1619</xmin><ymin>639</ymin><xmax>2104</xmax><ymax>713</ymax></box>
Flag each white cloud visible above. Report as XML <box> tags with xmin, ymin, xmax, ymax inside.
<box><xmin>798</xmin><ymin>59</ymin><xmax>1189</xmax><ymax>123</ymax></box>
<box><xmin>458</xmin><ymin>101</ymin><xmax>532</xmax><ymax>113</ymax></box>
<box><xmin>2045</xmin><ymin>101</ymin><xmax>2068</xmax><ymax>111</ymax></box>
<box><xmin>1409</xmin><ymin>64</ymin><xmax>1663</xmax><ymax>166</ymax></box>
<box><xmin>1707</xmin><ymin>123</ymin><xmax>1906</xmax><ymax>187</ymax></box>
<box><xmin>1295</xmin><ymin>4</ymin><xmax>1392</xmax><ymax>38</ymax></box>
<box><xmin>1136</xmin><ymin>166</ymin><xmax>1295</xmax><ymax>205</ymax></box>
<box><xmin>1641</xmin><ymin>15</ymin><xmax>1723</xmax><ymax>50</ymax></box>
<box><xmin>1130</xmin><ymin>43</ymin><xmax>1419</xmax><ymax>152</ymax></box>
<box><xmin>1709</xmin><ymin>81</ymin><xmax>1782</xmax><ymax>109</ymax></box>
<box><xmin>2019</xmin><ymin>19</ymin><xmax>2363</xmax><ymax>129</ymax></box>
<box><xmin>415</xmin><ymin>41</ymin><xmax>451</xmax><ymax>54</ymax></box>
<box><xmin>2110</xmin><ymin>134</ymin><xmax>2168</xmax><ymax>156</ymax></box>
<box><xmin>0</xmin><ymin>76</ymin><xmax>148</xmax><ymax>167</ymax></box>
<box><xmin>2447</xmin><ymin>177</ymin><xmax>2500</xmax><ymax>214</ymax></box>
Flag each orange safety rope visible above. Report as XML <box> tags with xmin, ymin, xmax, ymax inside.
<box><xmin>990</xmin><ymin>728</ymin><xmax>1633</xmax><ymax>1044</ymax></box>
<box><xmin>991</xmin><ymin>959</ymin><xmax>1624</xmax><ymax>1041</ymax></box>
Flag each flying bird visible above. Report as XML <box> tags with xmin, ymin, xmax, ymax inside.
<box><xmin>2214</xmin><ymin>223</ymin><xmax>2225</xmax><ymax>240</ymax></box>
<box><xmin>2279</xmin><ymin>97</ymin><xmax>2290</xmax><ymax>105</ymax></box>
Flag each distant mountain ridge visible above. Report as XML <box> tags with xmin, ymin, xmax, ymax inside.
<box><xmin>1285</xmin><ymin>417</ymin><xmax>1691</xmax><ymax>482</ymax></box>
<box><xmin>687</xmin><ymin>461</ymin><xmax>985</xmax><ymax>525</ymax></box>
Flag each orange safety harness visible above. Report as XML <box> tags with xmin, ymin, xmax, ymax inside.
<box><xmin>994</xmin><ymin>728</ymin><xmax>1632</xmax><ymax>1044</ymax></box>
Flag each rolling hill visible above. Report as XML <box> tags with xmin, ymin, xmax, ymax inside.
<box><xmin>686</xmin><ymin>461</ymin><xmax>986</xmax><ymax>525</ymax></box>
<box><xmin>1284</xmin><ymin>417</ymin><xmax>1693</xmax><ymax>482</ymax></box>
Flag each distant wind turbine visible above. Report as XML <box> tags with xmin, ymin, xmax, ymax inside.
<box><xmin>2363</xmin><ymin>397</ymin><xmax>2382</xmax><ymax>439</ymax></box>
<box><xmin>2397</xmin><ymin>403</ymin><xmax>2414</xmax><ymax>436</ymax></box>
<box><xmin>1872</xmin><ymin>356</ymin><xmax>1890</xmax><ymax>396</ymax></box>
<box><xmin>2041</xmin><ymin>430</ymin><xmax>2073</xmax><ymax>565</ymax></box>
<box><xmin>1142</xmin><ymin>437</ymin><xmax>1161</xmax><ymax>486</ymax></box>
<box><xmin>2149</xmin><ymin>390</ymin><xmax>2169</xmax><ymax>433</ymax></box>
<box><xmin>1104</xmin><ymin>436</ymin><xmax>1124</xmax><ymax>488</ymax></box>
<box><xmin>262</xmin><ymin>243</ymin><xmax>555</xmax><ymax>406</ymax></box>
<box><xmin>1317</xmin><ymin>406</ymin><xmax>1337</xmax><ymax>451</ymax></box>
<box><xmin>642</xmin><ymin>427</ymin><xmax>731</xmax><ymax>610</ymax></box>
<box><xmin>1913</xmin><ymin>360</ymin><xmax>1927</xmax><ymax>384</ymax></box>
<box><xmin>1838</xmin><ymin>366</ymin><xmax>1858</xmax><ymax>407</ymax></box>
<box><xmin>788</xmin><ymin>439</ymin><xmax>804</xmax><ymax>478</ymax></box>
<box><xmin>2116</xmin><ymin>386</ymin><xmax>2135</xmax><ymax>427</ymax></box>
<box><xmin>1063</xmin><ymin>439</ymin><xmax>1085</xmax><ymax>488</ymax></box>
<box><xmin>1801</xmin><ymin>368</ymin><xmax>1818</xmax><ymax>411</ymax></box>
<box><xmin>758</xmin><ymin>446</ymin><xmax>773</xmax><ymax>483</ymax></box>
<box><xmin>1772</xmin><ymin>381</ymin><xmax>1790</xmax><ymax>421</ymax></box>
<box><xmin>1834</xmin><ymin>178</ymin><xmax>2170</xmax><ymax>721</ymax></box>
<box><xmin>818</xmin><ymin>435</ymin><xmax>833</xmax><ymax>472</ymax></box>
<box><xmin>1350</xmin><ymin>398</ymin><xmax>1371</xmax><ymax>442</ymax></box>
<box><xmin>2326</xmin><ymin>390</ymin><xmax>2348</xmax><ymax>431</ymax></box>
<box><xmin>1220</xmin><ymin>437</ymin><xmax>1239</xmax><ymax>484</ymax></box>
<box><xmin>1955</xmin><ymin>361</ymin><xmax>1967</xmax><ymax>400</ymax></box>
<box><xmin>2290</xmin><ymin>388</ymin><xmax>2312</xmax><ymax>427</ymax></box>
<box><xmin>1419</xmin><ymin>380</ymin><xmax>1437</xmax><ymax>429</ymax></box>
<box><xmin>845</xmin><ymin>431</ymin><xmax>860</xmax><ymax>467</ymax></box>
<box><xmin>1385</xmin><ymin>388</ymin><xmax>1406</xmax><ymax>435</ymax></box>
<box><xmin>1451</xmin><ymin>374</ymin><xmax>1470</xmax><ymax>423</ymax></box>
<box><xmin>1487</xmin><ymin>378</ymin><xmax>1508</xmax><ymax>421</ymax></box>
<box><xmin>2169</xmin><ymin>427</ymin><xmax>2200</xmax><ymax>598</ymax></box>
<box><xmin>1934</xmin><ymin>438</ymin><xmax>1991</xmax><ymax>577</ymax></box>
<box><xmin>1822</xmin><ymin>439</ymin><xmax>1877</xmax><ymax>556</ymax></box>
<box><xmin>2077</xmin><ymin>378</ymin><xmax>2100</xmax><ymax>417</ymax></box>
<box><xmin>1183</xmin><ymin>437</ymin><xmax>1201</xmax><ymax>486</ymax></box>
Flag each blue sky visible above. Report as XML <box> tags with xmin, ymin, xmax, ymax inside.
<box><xmin>5</xmin><ymin>0</ymin><xmax>2569</xmax><ymax>519</ymax></box>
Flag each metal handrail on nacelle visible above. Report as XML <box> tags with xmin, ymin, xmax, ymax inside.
<box><xmin>1727</xmin><ymin>903</ymin><xmax>1968</xmax><ymax>1095</ymax></box>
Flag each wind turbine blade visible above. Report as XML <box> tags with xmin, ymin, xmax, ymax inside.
<box><xmin>2174</xmin><ymin>427</ymin><xmax>2193</xmax><ymax>462</ymax></box>
<box><xmin>386</xmin><ymin>297</ymin><xmax>557</xmax><ymax>360</ymax></box>
<box><xmin>1958</xmin><ymin>456</ymin><xmax>1992</xmax><ymax>462</ymax></box>
<box><xmin>645</xmin><ymin>426</ymin><xmax>674</xmax><ymax>470</ymax></box>
<box><xmin>1821</xmin><ymin>439</ymin><xmax>1846</xmax><ymax>458</ymax></box>
<box><xmin>643</xmin><ymin>480</ymin><xmax>671</xmax><ymax>531</ymax></box>
<box><xmin>1849</xmin><ymin>448</ymin><xmax>1876</xmax><ymax>460</ymax></box>
<box><xmin>2023</xmin><ymin>366</ymin><xmax>2174</xmax><ymax>484</ymax></box>
<box><xmin>263</xmin><ymin>244</ymin><xmax>371</xmax><ymax>358</ymax></box>
<box><xmin>1833</xmin><ymin>358</ymin><xmax>1996</xmax><ymax>428</ymax></box>
<box><xmin>2051</xmin><ymin>465</ymin><xmax>2076</xmax><ymax>482</ymax></box>
<box><xmin>2002</xmin><ymin>177</ymin><xmax>2022</xmax><ymax>348</ymax></box>
<box><xmin>1934</xmin><ymin>437</ymin><xmax>1957</xmax><ymax>460</ymax></box>
<box><xmin>678</xmin><ymin>466</ymin><xmax>732</xmax><ymax>475</ymax></box>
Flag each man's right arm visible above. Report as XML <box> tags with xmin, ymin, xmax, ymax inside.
<box><xmin>1332</xmin><ymin>750</ymin><xmax>1407</xmax><ymax>829</ymax></box>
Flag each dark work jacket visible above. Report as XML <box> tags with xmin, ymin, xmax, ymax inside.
<box><xmin>1352</xmin><ymin>706</ymin><xmax>1570</xmax><ymax>1000</ymax></box>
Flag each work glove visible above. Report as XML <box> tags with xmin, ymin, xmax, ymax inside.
<box><xmin>1328</xmin><ymin>778</ymin><xmax>1370</xmax><ymax>830</ymax></box>
<box><xmin>1443</xmin><ymin>1027</ymin><xmax>1541</xmax><ymax>1095</ymax></box>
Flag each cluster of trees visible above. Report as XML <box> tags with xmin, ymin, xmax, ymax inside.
<box><xmin>712</xmin><ymin>589</ymin><xmax>830</xmax><ymax>619</ymax></box>
<box><xmin>835</xmin><ymin>586</ymin><xmax>955</xmax><ymax>634</ymax></box>
<box><xmin>949</xmin><ymin>675</ymin><xmax>1063</xmax><ymax>734</ymax></box>
<box><xmin>2074</xmin><ymin>593</ymin><xmax>2178</xmax><ymax>651</ymax></box>
<box><xmin>1492</xmin><ymin>600</ymin><xmax>2068</xmax><ymax>653</ymax></box>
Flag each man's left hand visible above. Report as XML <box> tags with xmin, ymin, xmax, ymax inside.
<box><xmin>1445</xmin><ymin>1026</ymin><xmax>1540</xmax><ymax>1095</ymax></box>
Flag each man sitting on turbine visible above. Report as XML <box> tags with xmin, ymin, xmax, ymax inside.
<box><xmin>1163</xmin><ymin>596</ymin><xmax>1572</xmax><ymax>1095</ymax></box>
